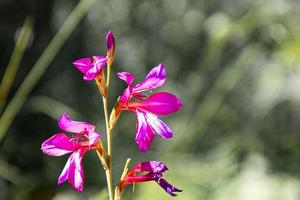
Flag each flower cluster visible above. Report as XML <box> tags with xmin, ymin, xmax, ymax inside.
<box><xmin>41</xmin><ymin>31</ymin><xmax>182</xmax><ymax>198</ymax></box>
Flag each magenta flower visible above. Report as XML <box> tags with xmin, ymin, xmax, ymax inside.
<box><xmin>41</xmin><ymin>113</ymin><xmax>102</xmax><ymax>192</ymax></box>
<box><xmin>72</xmin><ymin>30</ymin><xmax>115</xmax><ymax>81</ymax></box>
<box><xmin>73</xmin><ymin>56</ymin><xmax>107</xmax><ymax>81</ymax></box>
<box><xmin>116</xmin><ymin>64</ymin><xmax>182</xmax><ymax>152</ymax></box>
<box><xmin>119</xmin><ymin>161</ymin><xmax>182</xmax><ymax>197</ymax></box>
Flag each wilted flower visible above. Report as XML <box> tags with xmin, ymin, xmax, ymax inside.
<box><xmin>117</xmin><ymin>161</ymin><xmax>182</xmax><ymax>197</ymax></box>
<box><xmin>41</xmin><ymin>113</ymin><xmax>102</xmax><ymax>192</ymax></box>
<box><xmin>115</xmin><ymin>64</ymin><xmax>182</xmax><ymax>152</ymax></box>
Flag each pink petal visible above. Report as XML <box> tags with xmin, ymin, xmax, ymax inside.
<box><xmin>92</xmin><ymin>56</ymin><xmax>107</xmax><ymax>66</ymax></box>
<box><xmin>144</xmin><ymin>112</ymin><xmax>173</xmax><ymax>139</ymax></box>
<box><xmin>128</xmin><ymin>161</ymin><xmax>168</xmax><ymax>175</ymax></box>
<box><xmin>83</xmin><ymin>66</ymin><xmax>103</xmax><ymax>81</ymax></box>
<box><xmin>143</xmin><ymin>161</ymin><xmax>168</xmax><ymax>173</ymax></box>
<box><xmin>83</xmin><ymin>56</ymin><xmax>107</xmax><ymax>81</ymax></box>
<box><xmin>118</xmin><ymin>72</ymin><xmax>135</xmax><ymax>103</ymax></box>
<box><xmin>58</xmin><ymin>149</ymin><xmax>86</xmax><ymax>192</ymax></box>
<box><xmin>58</xmin><ymin>113</ymin><xmax>95</xmax><ymax>133</ymax></box>
<box><xmin>119</xmin><ymin>87</ymin><xmax>132</xmax><ymax>103</ymax></box>
<box><xmin>41</xmin><ymin>133</ymin><xmax>76</xmax><ymax>156</ymax></box>
<box><xmin>117</xmin><ymin>72</ymin><xmax>135</xmax><ymax>85</ymax></box>
<box><xmin>135</xmin><ymin>109</ymin><xmax>155</xmax><ymax>152</ymax></box>
<box><xmin>106</xmin><ymin>30</ymin><xmax>115</xmax><ymax>55</ymax></box>
<box><xmin>128</xmin><ymin>92</ymin><xmax>182</xmax><ymax>115</ymax></box>
<box><xmin>73</xmin><ymin>57</ymin><xmax>93</xmax><ymax>74</ymax></box>
<box><xmin>133</xmin><ymin>64</ymin><xmax>167</xmax><ymax>93</ymax></box>
<box><xmin>86</xmin><ymin>131</ymin><xmax>101</xmax><ymax>147</ymax></box>
<box><xmin>68</xmin><ymin>150</ymin><xmax>85</xmax><ymax>192</ymax></box>
<box><xmin>57</xmin><ymin>152</ymin><xmax>72</xmax><ymax>184</ymax></box>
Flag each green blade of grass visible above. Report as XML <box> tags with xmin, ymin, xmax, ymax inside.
<box><xmin>0</xmin><ymin>16</ymin><xmax>33</xmax><ymax>112</ymax></box>
<box><xmin>0</xmin><ymin>0</ymin><xmax>96</xmax><ymax>141</ymax></box>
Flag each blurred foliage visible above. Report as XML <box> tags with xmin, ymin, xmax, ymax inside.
<box><xmin>1</xmin><ymin>0</ymin><xmax>300</xmax><ymax>199</ymax></box>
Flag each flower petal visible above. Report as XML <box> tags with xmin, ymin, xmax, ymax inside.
<box><xmin>156</xmin><ymin>178</ymin><xmax>182</xmax><ymax>197</ymax></box>
<box><xmin>133</xmin><ymin>64</ymin><xmax>167</xmax><ymax>93</ymax></box>
<box><xmin>58</xmin><ymin>149</ymin><xmax>86</xmax><ymax>192</ymax></box>
<box><xmin>119</xmin><ymin>87</ymin><xmax>132</xmax><ymax>103</ymax></box>
<box><xmin>135</xmin><ymin>109</ymin><xmax>155</xmax><ymax>152</ymax></box>
<box><xmin>68</xmin><ymin>149</ymin><xmax>86</xmax><ymax>192</ymax></box>
<box><xmin>117</xmin><ymin>72</ymin><xmax>135</xmax><ymax>103</ymax></box>
<box><xmin>73</xmin><ymin>57</ymin><xmax>93</xmax><ymax>74</ymax></box>
<box><xmin>83</xmin><ymin>66</ymin><xmax>103</xmax><ymax>81</ymax></box>
<box><xmin>128</xmin><ymin>92</ymin><xmax>182</xmax><ymax>115</ymax></box>
<box><xmin>58</xmin><ymin>113</ymin><xmax>95</xmax><ymax>133</ymax></box>
<box><xmin>57</xmin><ymin>152</ymin><xmax>72</xmax><ymax>185</ymax></box>
<box><xmin>41</xmin><ymin>133</ymin><xmax>76</xmax><ymax>156</ymax></box>
<box><xmin>86</xmin><ymin>131</ymin><xmax>101</xmax><ymax>148</ymax></box>
<box><xmin>83</xmin><ymin>56</ymin><xmax>107</xmax><ymax>81</ymax></box>
<box><xmin>145</xmin><ymin>112</ymin><xmax>173</xmax><ymax>139</ymax></box>
<box><xmin>93</xmin><ymin>56</ymin><xmax>108</xmax><ymax>66</ymax></box>
<box><xmin>117</xmin><ymin>72</ymin><xmax>135</xmax><ymax>85</ymax></box>
<box><xmin>128</xmin><ymin>161</ymin><xmax>168</xmax><ymax>176</ymax></box>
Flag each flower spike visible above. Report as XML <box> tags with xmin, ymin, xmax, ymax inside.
<box><xmin>43</xmin><ymin>31</ymin><xmax>184</xmax><ymax>199</ymax></box>
<box><xmin>41</xmin><ymin>113</ymin><xmax>102</xmax><ymax>192</ymax></box>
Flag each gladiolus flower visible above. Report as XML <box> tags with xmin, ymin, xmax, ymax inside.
<box><xmin>73</xmin><ymin>56</ymin><xmax>107</xmax><ymax>81</ymax></box>
<box><xmin>72</xmin><ymin>31</ymin><xmax>115</xmax><ymax>81</ymax></box>
<box><xmin>41</xmin><ymin>113</ymin><xmax>102</xmax><ymax>192</ymax></box>
<box><xmin>118</xmin><ymin>161</ymin><xmax>182</xmax><ymax>197</ymax></box>
<box><xmin>116</xmin><ymin>64</ymin><xmax>182</xmax><ymax>152</ymax></box>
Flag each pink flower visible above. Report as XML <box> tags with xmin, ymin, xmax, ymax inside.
<box><xmin>116</xmin><ymin>64</ymin><xmax>182</xmax><ymax>152</ymax></box>
<box><xmin>118</xmin><ymin>161</ymin><xmax>182</xmax><ymax>197</ymax></box>
<box><xmin>72</xmin><ymin>31</ymin><xmax>115</xmax><ymax>81</ymax></box>
<box><xmin>41</xmin><ymin>113</ymin><xmax>101</xmax><ymax>192</ymax></box>
<box><xmin>73</xmin><ymin>56</ymin><xmax>107</xmax><ymax>81</ymax></box>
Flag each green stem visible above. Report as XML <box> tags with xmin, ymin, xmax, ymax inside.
<box><xmin>103</xmin><ymin>95</ymin><xmax>113</xmax><ymax>200</ymax></box>
<box><xmin>102</xmin><ymin>62</ymin><xmax>113</xmax><ymax>200</ymax></box>
<box><xmin>0</xmin><ymin>0</ymin><xmax>96</xmax><ymax>142</ymax></box>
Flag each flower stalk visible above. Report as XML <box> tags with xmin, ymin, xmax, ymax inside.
<box><xmin>101</xmin><ymin>61</ymin><xmax>114</xmax><ymax>200</ymax></box>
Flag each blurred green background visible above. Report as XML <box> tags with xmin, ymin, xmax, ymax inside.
<box><xmin>1</xmin><ymin>0</ymin><xmax>300</xmax><ymax>199</ymax></box>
